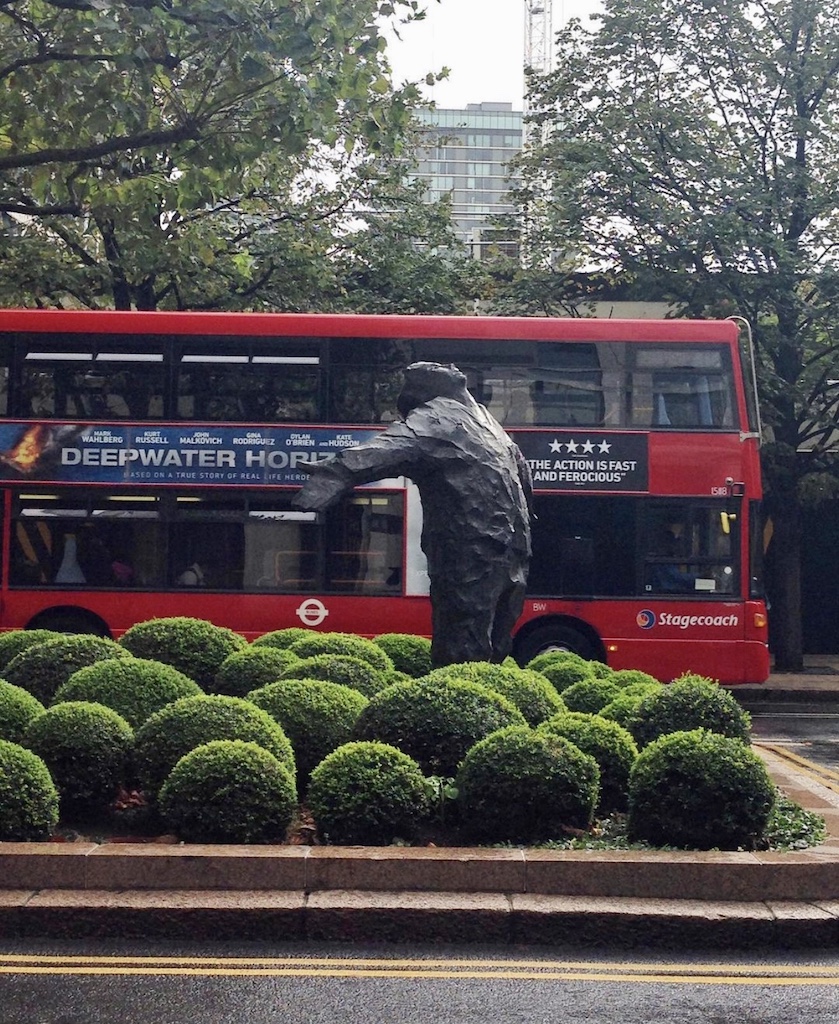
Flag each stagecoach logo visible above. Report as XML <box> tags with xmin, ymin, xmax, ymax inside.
<box><xmin>636</xmin><ymin>609</ymin><xmax>741</xmax><ymax>631</ymax></box>
<box><xmin>513</xmin><ymin>431</ymin><xmax>649</xmax><ymax>493</ymax></box>
<box><xmin>296</xmin><ymin>598</ymin><xmax>329</xmax><ymax>627</ymax></box>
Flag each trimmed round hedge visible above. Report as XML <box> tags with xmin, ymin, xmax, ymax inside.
<box><xmin>534</xmin><ymin>659</ymin><xmax>596</xmax><ymax>692</ymax></box>
<box><xmin>455</xmin><ymin>726</ymin><xmax>601</xmax><ymax>843</ymax></box>
<box><xmin>525</xmin><ymin>650</ymin><xmax>589</xmax><ymax>675</ymax></box>
<box><xmin>560</xmin><ymin>676</ymin><xmax>622</xmax><ymax>714</ymax></box>
<box><xmin>588</xmin><ymin>661</ymin><xmax>615</xmax><ymax>679</ymax></box>
<box><xmin>158</xmin><ymin>740</ymin><xmax>297</xmax><ymax>844</ymax></box>
<box><xmin>287</xmin><ymin>632</ymin><xmax>394</xmax><ymax>674</ymax></box>
<box><xmin>628</xmin><ymin>729</ymin><xmax>775</xmax><ymax>849</ymax></box>
<box><xmin>611</xmin><ymin>669</ymin><xmax>662</xmax><ymax>689</ymax></box>
<box><xmin>372</xmin><ymin>633</ymin><xmax>433</xmax><ymax>678</ymax></box>
<box><xmin>353</xmin><ymin>676</ymin><xmax>526</xmax><ymax>776</ymax></box>
<box><xmin>54</xmin><ymin>658</ymin><xmax>202</xmax><ymax>729</ymax></box>
<box><xmin>251</xmin><ymin>628</ymin><xmax>315</xmax><ymax>650</ymax></box>
<box><xmin>213</xmin><ymin>647</ymin><xmax>299</xmax><ymax>698</ymax></box>
<box><xmin>599</xmin><ymin>692</ymin><xmax>648</xmax><ymax>729</ymax></box>
<box><xmin>538</xmin><ymin>711</ymin><xmax>638</xmax><ymax>813</ymax></box>
<box><xmin>0</xmin><ymin>678</ymin><xmax>45</xmax><ymax>744</ymax></box>
<box><xmin>0</xmin><ymin>629</ymin><xmax>61</xmax><ymax>671</ymax></box>
<box><xmin>134</xmin><ymin>694</ymin><xmax>295</xmax><ymax>799</ymax></box>
<box><xmin>427</xmin><ymin>662</ymin><xmax>566</xmax><ymax>726</ymax></box>
<box><xmin>307</xmin><ymin>741</ymin><xmax>430</xmax><ymax>845</ymax></box>
<box><xmin>25</xmin><ymin>701</ymin><xmax>134</xmax><ymax>815</ymax></box>
<box><xmin>119</xmin><ymin>617</ymin><xmax>247</xmax><ymax>689</ymax></box>
<box><xmin>248</xmin><ymin>678</ymin><xmax>368</xmax><ymax>792</ymax></box>
<box><xmin>4</xmin><ymin>634</ymin><xmax>130</xmax><ymax>704</ymax></box>
<box><xmin>0</xmin><ymin>740</ymin><xmax>59</xmax><ymax>840</ymax></box>
<box><xmin>629</xmin><ymin>675</ymin><xmax>751</xmax><ymax>748</ymax></box>
<box><xmin>280</xmin><ymin>654</ymin><xmax>388</xmax><ymax>697</ymax></box>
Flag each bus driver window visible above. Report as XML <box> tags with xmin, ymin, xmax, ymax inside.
<box><xmin>646</xmin><ymin>526</ymin><xmax>698</xmax><ymax>594</ymax></box>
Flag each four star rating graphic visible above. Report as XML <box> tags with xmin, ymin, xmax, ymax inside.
<box><xmin>549</xmin><ymin>438</ymin><xmax>612</xmax><ymax>454</ymax></box>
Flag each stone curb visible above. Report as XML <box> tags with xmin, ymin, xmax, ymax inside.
<box><xmin>2</xmin><ymin>842</ymin><xmax>839</xmax><ymax>903</ymax></box>
<box><xmin>0</xmin><ymin>744</ymin><xmax>836</xmax><ymax>947</ymax></box>
<box><xmin>0</xmin><ymin>890</ymin><xmax>837</xmax><ymax>947</ymax></box>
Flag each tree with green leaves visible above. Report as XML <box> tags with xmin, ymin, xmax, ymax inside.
<box><xmin>511</xmin><ymin>0</ymin><xmax>839</xmax><ymax>669</ymax></box>
<box><xmin>0</xmin><ymin>0</ymin><xmax>482</xmax><ymax>313</ymax></box>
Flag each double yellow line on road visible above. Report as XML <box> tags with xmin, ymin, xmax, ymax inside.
<box><xmin>1</xmin><ymin>955</ymin><xmax>839</xmax><ymax>985</ymax></box>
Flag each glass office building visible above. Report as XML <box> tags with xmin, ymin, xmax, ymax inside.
<box><xmin>412</xmin><ymin>102</ymin><xmax>523</xmax><ymax>259</ymax></box>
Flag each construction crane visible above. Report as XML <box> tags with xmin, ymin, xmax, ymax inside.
<box><xmin>524</xmin><ymin>0</ymin><xmax>554</xmax><ymax>82</ymax></box>
<box><xmin>520</xmin><ymin>0</ymin><xmax>556</xmax><ymax>266</ymax></box>
<box><xmin>523</xmin><ymin>0</ymin><xmax>554</xmax><ymax>145</ymax></box>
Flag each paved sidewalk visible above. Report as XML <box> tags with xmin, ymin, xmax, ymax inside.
<box><xmin>739</xmin><ymin>656</ymin><xmax>839</xmax><ymax>697</ymax></box>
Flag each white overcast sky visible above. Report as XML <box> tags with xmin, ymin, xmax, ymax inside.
<box><xmin>385</xmin><ymin>0</ymin><xmax>605</xmax><ymax>110</ymax></box>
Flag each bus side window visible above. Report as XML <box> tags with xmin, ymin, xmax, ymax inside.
<box><xmin>652</xmin><ymin>373</ymin><xmax>716</xmax><ymax>428</ymax></box>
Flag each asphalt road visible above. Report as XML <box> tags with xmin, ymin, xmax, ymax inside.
<box><xmin>743</xmin><ymin>699</ymin><xmax>839</xmax><ymax>771</ymax></box>
<box><xmin>4</xmin><ymin>939</ymin><xmax>839</xmax><ymax>1024</ymax></box>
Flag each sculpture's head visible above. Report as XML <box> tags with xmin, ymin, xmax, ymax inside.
<box><xmin>397</xmin><ymin>362</ymin><xmax>470</xmax><ymax>417</ymax></box>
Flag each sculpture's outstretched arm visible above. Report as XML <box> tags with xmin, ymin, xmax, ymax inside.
<box><xmin>292</xmin><ymin>426</ymin><xmax>420</xmax><ymax>512</ymax></box>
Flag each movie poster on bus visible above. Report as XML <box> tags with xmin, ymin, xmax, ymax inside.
<box><xmin>513</xmin><ymin>430</ymin><xmax>649</xmax><ymax>492</ymax></box>
<box><xmin>0</xmin><ymin>422</ymin><xmax>381</xmax><ymax>486</ymax></box>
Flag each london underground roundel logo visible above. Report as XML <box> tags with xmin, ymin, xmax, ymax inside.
<box><xmin>636</xmin><ymin>609</ymin><xmax>656</xmax><ymax>629</ymax></box>
<box><xmin>296</xmin><ymin>598</ymin><xmax>329</xmax><ymax>627</ymax></box>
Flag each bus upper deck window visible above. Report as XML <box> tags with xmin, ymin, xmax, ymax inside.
<box><xmin>176</xmin><ymin>339</ymin><xmax>321</xmax><ymax>423</ymax></box>
<box><xmin>19</xmin><ymin>338</ymin><xmax>165</xmax><ymax>420</ymax></box>
<box><xmin>632</xmin><ymin>347</ymin><xmax>736</xmax><ymax>429</ymax></box>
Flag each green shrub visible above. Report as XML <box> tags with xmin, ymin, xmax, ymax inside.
<box><xmin>288</xmin><ymin>632</ymin><xmax>394</xmax><ymax>674</ymax></box>
<box><xmin>119</xmin><ymin>617</ymin><xmax>247</xmax><ymax>689</ymax></box>
<box><xmin>599</xmin><ymin>692</ymin><xmax>648</xmax><ymax>729</ymax></box>
<box><xmin>280</xmin><ymin>654</ymin><xmax>388</xmax><ymax>697</ymax></box>
<box><xmin>588</xmin><ymin>661</ymin><xmax>615</xmax><ymax>679</ymax></box>
<box><xmin>0</xmin><ymin>630</ymin><xmax>61</xmax><ymax>671</ymax></box>
<box><xmin>535</xmin><ymin>659</ymin><xmax>596</xmax><ymax>692</ymax></box>
<box><xmin>538</xmin><ymin>711</ymin><xmax>638</xmax><ymax>813</ymax></box>
<box><xmin>611</xmin><ymin>669</ymin><xmax>662</xmax><ymax>688</ymax></box>
<box><xmin>54</xmin><ymin>658</ymin><xmax>202</xmax><ymax>729</ymax></box>
<box><xmin>252</xmin><ymin>627</ymin><xmax>315</xmax><ymax>650</ymax></box>
<box><xmin>213</xmin><ymin>647</ymin><xmax>299</xmax><ymax>698</ymax></box>
<box><xmin>525</xmin><ymin>650</ymin><xmax>589</xmax><ymax>675</ymax></box>
<box><xmin>427</xmin><ymin>662</ymin><xmax>566</xmax><ymax>726</ymax></box>
<box><xmin>25</xmin><ymin>701</ymin><xmax>134</xmax><ymax>816</ymax></box>
<box><xmin>307</xmin><ymin>741</ymin><xmax>430</xmax><ymax>845</ymax></box>
<box><xmin>385</xmin><ymin>670</ymin><xmax>414</xmax><ymax>686</ymax></box>
<box><xmin>134</xmin><ymin>694</ymin><xmax>295</xmax><ymax>799</ymax></box>
<box><xmin>628</xmin><ymin>729</ymin><xmax>775</xmax><ymax>849</ymax></box>
<box><xmin>353</xmin><ymin>676</ymin><xmax>526</xmax><ymax>776</ymax></box>
<box><xmin>629</xmin><ymin>675</ymin><xmax>751</xmax><ymax>748</ymax></box>
<box><xmin>5</xmin><ymin>634</ymin><xmax>130</xmax><ymax>704</ymax></box>
<box><xmin>372</xmin><ymin>633</ymin><xmax>433</xmax><ymax>678</ymax></box>
<box><xmin>0</xmin><ymin>740</ymin><xmax>59</xmax><ymax>840</ymax></box>
<box><xmin>248</xmin><ymin>678</ymin><xmax>368</xmax><ymax>792</ymax></box>
<box><xmin>456</xmin><ymin>726</ymin><xmax>600</xmax><ymax>843</ymax></box>
<box><xmin>158</xmin><ymin>740</ymin><xmax>297</xmax><ymax>844</ymax></box>
<box><xmin>621</xmin><ymin>681</ymin><xmax>663</xmax><ymax>699</ymax></box>
<box><xmin>0</xmin><ymin>679</ymin><xmax>45</xmax><ymax>744</ymax></box>
<box><xmin>560</xmin><ymin>676</ymin><xmax>622</xmax><ymax>714</ymax></box>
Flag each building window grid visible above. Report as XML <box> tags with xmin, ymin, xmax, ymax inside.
<box><xmin>412</xmin><ymin>103</ymin><xmax>523</xmax><ymax>255</ymax></box>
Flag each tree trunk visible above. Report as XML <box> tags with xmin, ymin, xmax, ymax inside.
<box><xmin>765</xmin><ymin>497</ymin><xmax>804</xmax><ymax>671</ymax></box>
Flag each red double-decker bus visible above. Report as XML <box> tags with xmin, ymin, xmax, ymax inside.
<box><xmin>0</xmin><ymin>309</ymin><xmax>768</xmax><ymax>684</ymax></box>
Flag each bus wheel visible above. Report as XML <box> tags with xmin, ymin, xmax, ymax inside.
<box><xmin>514</xmin><ymin>623</ymin><xmax>600</xmax><ymax>665</ymax></box>
<box><xmin>27</xmin><ymin>609</ymin><xmax>111</xmax><ymax>638</ymax></box>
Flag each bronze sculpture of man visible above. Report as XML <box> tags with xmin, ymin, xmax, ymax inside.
<box><xmin>293</xmin><ymin>362</ymin><xmax>532</xmax><ymax>667</ymax></box>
